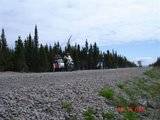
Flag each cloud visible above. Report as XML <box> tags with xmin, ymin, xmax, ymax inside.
<box><xmin>0</xmin><ymin>0</ymin><xmax>160</xmax><ymax>47</ymax></box>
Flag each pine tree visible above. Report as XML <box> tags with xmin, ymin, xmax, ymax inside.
<box><xmin>88</xmin><ymin>44</ymin><xmax>94</xmax><ymax>69</ymax></box>
<box><xmin>32</xmin><ymin>25</ymin><xmax>40</xmax><ymax>72</ymax></box>
<box><xmin>0</xmin><ymin>29</ymin><xmax>9</xmax><ymax>71</ymax></box>
<box><xmin>34</xmin><ymin>25</ymin><xmax>39</xmax><ymax>48</ymax></box>
<box><xmin>24</xmin><ymin>34</ymin><xmax>34</xmax><ymax>71</ymax></box>
<box><xmin>1</xmin><ymin>29</ymin><xmax>7</xmax><ymax>51</ymax></box>
<box><xmin>14</xmin><ymin>36</ymin><xmax>28</xmax><ymax>72</ymax></box>
<box><xmin>93</xmin><ymin>42</ymin><xmax>99</xmax><ymax>68</ymax></box>
<box><xmin>38</xmin><ymin>44</ymin><xmax>49</xmax><ymax>72</ymax></box>
<box><xmin>0</xmin><ymin>37</ymin><xmax>2</xmax><ymax>50</ymax></box>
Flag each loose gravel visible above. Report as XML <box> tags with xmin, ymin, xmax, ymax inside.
<box><xmin>0</xmin><ymin>68</ymin><xmax>146</xmax><ymax>120</ymax></box>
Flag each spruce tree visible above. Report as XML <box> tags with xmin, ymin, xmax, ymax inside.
<box><xmin>1</xmin><ymin>29</ymin><xmax>7</xmax><ymax>51</ymax></box>
<box><xmin>93</xmin><ymin>42</ymin><xmax>99</xmax><ymax>68</ymax></box>
<box><xmin>14</xmin><ymin>36</ymin><xmax>28</xmax><ymax>72</ymax></box>
<box><xmin>0</xmin><ymin>29</ymin><xmax>9</xmax><ymax>71</ymax></box>
<box><xmin>34</xmin><ymin>25</ymin><xmax>39</xmax><ymax>48</ymax></box>
<box><xmin>24</xmin><ymin>34</ymin><xmax>34</xmax><ymax>71</ymax></box>
<box><xmin>33</xmin><ymin>25</ymin><xmax>40</xmax><ymax>72</ymax></box>
<box><xmin>38</xmin><ymin>44</ymin><xmax>49</xmax><ymax>72</ymax></box>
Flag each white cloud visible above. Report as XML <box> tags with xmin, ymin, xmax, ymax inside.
<box><xmin>0</xmin><ymin>0</ymin><xmax>160</xmax><ymax>46</ymax></box>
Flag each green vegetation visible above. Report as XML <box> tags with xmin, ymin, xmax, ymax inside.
<box><xmin>61</xmin><ymin>100</ymin><xmax>73</xmax><ymax>113</ymax></box>
<box><xmin>123</xmin><ymin>112</ymin><xmax>139</xmax><ymax>120</ymax></box>
<box><xmin>102</xmin><ymin>111</ymin><xmax>115</xmax><ymax>120</ymax></box>
<box><xmin>144</xmin><ymin>68</ymin><xmax>160</xmax><ymax>79</ymax></box>
<box><xmin>152</xmin><ymin>57</ymin><xmax>160</xmax><ymax>67</ymax></box>
<box><xmin>83</xmin><ymin>107</ymin><xmax>96</xmax><ymax>120</ymax></box>
<box><xmin>117</xmin><ymin>82</ymin><xmax>125</xmax><ymax>89</ymax></box>
<box><xmin>114</xmin><ymin>95</ymin><xmax>129</xmax><ymax>107</ymax></box>
<box><xmin>98</xmin><ymin>68</ymin><xmax>160</xmax><ymax>119</ymax></box>
<box><xmin>0</xmin><ymin>27</ymin><xmax>136</xmax><ymax>72</ymax></box>
<box><xmin>99</xmin><ymin>86</ymin><xmax>114</xmax><ymax>100</ymax></box>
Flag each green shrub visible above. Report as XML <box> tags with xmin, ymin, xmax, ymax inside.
<box><xmin>61</xmin><ymin>100</ymin><xmax>72</xmax><ymax>113</ymax></box>
<box><xmin>99</xmin><ymin>87</ymin><xmax>114</xmax><ymax>100</ymax></box>
<box><xmin>114</xmin><ymin>95</ymin><xmax>129</xmax><ymax>107</ymax></box>
<box><xmin>117</xmin><ymin>82</ymin><xmax>125</xmax><ymax>89</ymax></box>
<box><xmin>102</xmin><ymin>111</ymin><xmax>115</xmax><ymax>120</ymax></box>
<box><xmin>83</xmin><ymin>107</ymin><xmax>96</xmax><ymax>120</ymax></box>
<box><xmin>144</xmin><ymin>69</ymin><xmax>160</xmax><ymax>79</ymax></box>
<box><xmin>123</xmin><ymin>112</ymin><xmax>139</xmax><ymax>120</ymax></box>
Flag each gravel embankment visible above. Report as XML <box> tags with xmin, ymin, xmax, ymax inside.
<box><xmin>0</xmin><ymin>68</ymin><xmax>146</xmax><ymax>120</ymax></box>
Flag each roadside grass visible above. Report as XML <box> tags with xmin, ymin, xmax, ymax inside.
<box><xmin>98</xmin><ymin>68</ymin><xmax>160</xmax><ymax>120</ymax></box>
<box><xmin>113</xmin><ymin>95</ymin><xmax>129</xmax><ymax>107</ymax></box>
<box><xmin>123</xmin><ymin>112</ymin><xmax>139</xmax><ymax>120</ymax></box>
<box><xmin>144</xmin><ymin>68</ymin><xmax>160</xmax><ymax>79</ymax></box>
<box><xmin>102</xmin><ymin>111</ymin><xmax>115</xmax><ymax>120</ymax></box>
<box><xmin>83</xmin><ymin>107</ymin><xmax>96</xmax><ymax>120</ymax></box>
<box><xmin>59</xmin><ymin>68</ymin><xmax>160</xmax><ymax>119</ymax></box>
<box><xmin>117</xmin><ymin>82</ymin><xmax>125</xmax><ymax>89</ymax></box>
<box><xmin>99</xmin><ymin>86</ymin><xmax>114</xmax><ymax>100</ymax></box>
<box><xmin>61</xmin><ymin>100</ymin><xmax>73</xmax><ymax>113</ymax></box>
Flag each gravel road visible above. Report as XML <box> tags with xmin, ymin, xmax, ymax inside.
<box><xmin>0</xmin><ymin>68</ymin><xmax>146</xmax><ymax>120</ymax></box>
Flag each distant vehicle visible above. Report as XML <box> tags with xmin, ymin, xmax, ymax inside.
<box><xmin>53</xmin><ymin>58</ymin><xmax>65</xmax><ymax>72</ymax></box>
<box><xmin>53</xmin><ymin>53</ymin><xmax>74</xmax><ymax>72</ymax></box>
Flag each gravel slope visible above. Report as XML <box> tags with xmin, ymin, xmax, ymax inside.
<box><xmin>0</xmin><ymin>68</ymin><xmax>146</xmax><ymax>120</ymax></box>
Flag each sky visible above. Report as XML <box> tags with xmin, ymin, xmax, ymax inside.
<box><xmin>0</xmin><ymin>0</ymin><xmax>160</xmax><ymax>65</ymax></box>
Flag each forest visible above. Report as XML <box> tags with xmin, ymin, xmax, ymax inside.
<box><xmin>0</xmin><ymin>26</ymin><xmax>137</xmax><ymax>72</ymax></box>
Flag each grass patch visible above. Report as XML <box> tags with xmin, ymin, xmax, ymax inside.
<box><xmin>102</xmin><ymin>111</ymin><xmax>115</xmax><ymax>120</ymax></box>
<box><xmin>123</xmin><ymin>112</ymin><xmax>139</xmax><ymax>120</ymax></box>
<box><xmin>144</xmin><ymin>68</ymin><xmax>160</xmax><ymax>79</ymax></box>
<box><xmin>83</xmin><ymin>107</ymin><xmax>96</xmax><ymax>120</ymax></box>
<box><xmin>99</xmin><ymin>86</ymin><xmax>114</xmax><ymax>100</ymax></box>
<box><xmin>61</xmin><ymin>100</ymin><xmax>73</xmax><ymax>113</ymax></box>
<box><xmin>114</xmin><ymin>95</ymin><xmax>129</xmax><ymax>107</ymax></box>
<box><xmin>117</xmin><ymin>82</ymin><xmax>125</xmax><ymax>89</ymax></box>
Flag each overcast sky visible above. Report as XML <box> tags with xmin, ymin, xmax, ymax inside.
<box><xmin>0</xmin><ymin>0</ymin><xmax>160</xmax><ymax>65</ymax></box>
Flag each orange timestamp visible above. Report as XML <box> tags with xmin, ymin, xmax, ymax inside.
<box><xmin>116</xmin><ymin>106</ymin><xmax>145</xmax><ymax>113</ymax></box>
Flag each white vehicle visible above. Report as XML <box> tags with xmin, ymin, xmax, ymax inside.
<box><xmin>53</xmin><ymin>58</ymin><xmax>65</xmax><ymax>72</ymax></box>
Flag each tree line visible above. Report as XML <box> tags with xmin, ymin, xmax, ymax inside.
<box><xmin>152</xmin><ymin>57</ymin><xmax>160</xmax><ymax>67</ymax></box>
<box><xmin>0</xmin><ymin>26</ymin><xmax>137</xmax><ymax>72</ymax></box>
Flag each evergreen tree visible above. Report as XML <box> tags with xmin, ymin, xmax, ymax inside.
<box><xmin>38</xmin><ymin>44</ymin><xmax>49</xmax><ymax>72</ymax></box>
<box><xmin>14</xmin><ymin>36</ymin><xmax>28</xmax><ymax>71</ymax></box>
<box><xmin>0</xmin><ymin>29</ymin><xmax>9</xmax><ymax>71</ymax></box>
<box><xmin>92</xmin><ymin>42</ymin><xmax>99</xmax><ymax>68</ymax></box>
<box><xmin>0</xmin><ymin>36</ymin><xmax>2</xmax><ymax>50</ymax></box>
<box><xmin>24</xmin><ymin>34</ymin><xmax>34</xmax><ymax>71</ymax></box>
<box><xmin>0</xmin><ymin>26</ymin><xmax>137</xmax><ymax>72</ymax></box>
<box><xmin>34</xmin><ymin>25</ymin><xmax>39</xmax><ymax>48</ymax></box>
<box><xmin>33</xmin><ymin>25</ymin><xmax>39</xmax><ymax>72</ymax></box>
<box><xmin>1</xmin><ymin>29</ymin><xmax>7</xmax><ymax>51</ymax></box>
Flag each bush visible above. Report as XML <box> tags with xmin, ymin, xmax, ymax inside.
<box><xmin>123</xmin><ymin>112</ymin><xmax>139</xmax><ymax>120</ymax></box>
<box><xmin>61</xmin><ymin>100</ymin><xmax>72</xmax><ymax>113</ymax></box>
<box><xmin>117</xmin><ymin>82</ymin><xmax>125</xmax><ymax>89</ymax></box>
<box><xmin>83</xmin><ymin>107</ymin><xmax>96</xmax><ymax>120</ymax></box>
<box><xmin>144</xmin><ymin>69</ymin><xmax>160</xmax><ymax>79</ymax></box>
<box><xmin>102</xmin><ymin>111</ymin><xmax>115</xmax><ymax>120</ymax></box>
<box><xmin>99</xmin><ymin>87</ymin><xmax>114</xmax><ymax>100</ymax></box>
